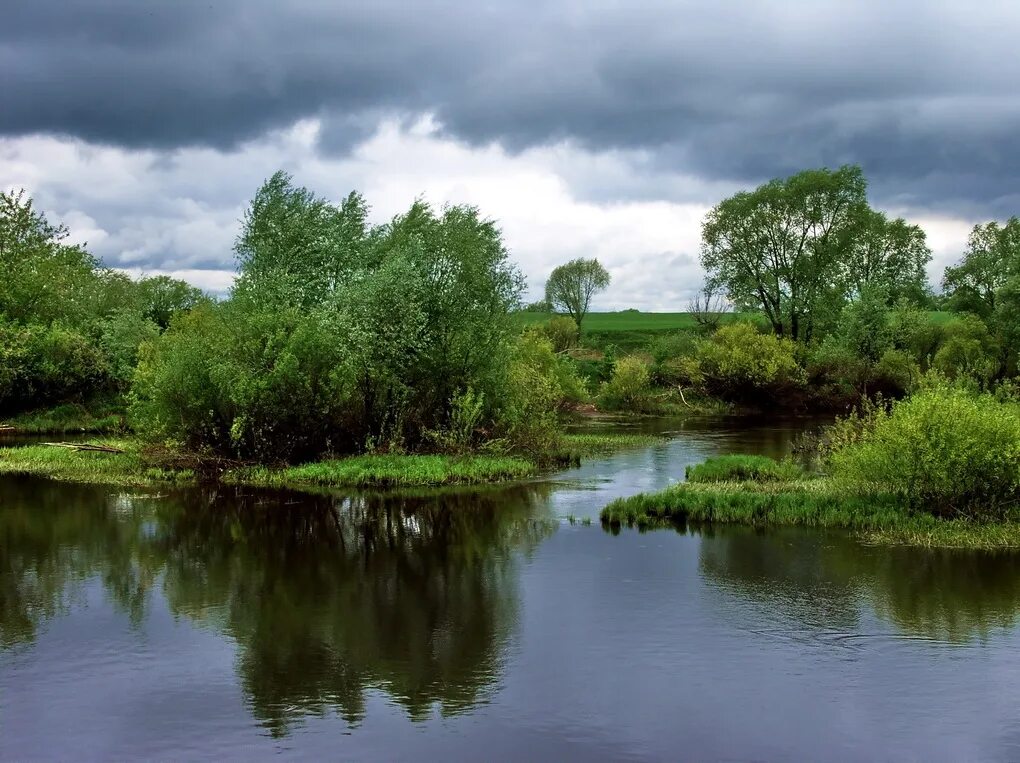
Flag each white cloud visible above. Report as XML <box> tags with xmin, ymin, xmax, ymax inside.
<box><xmin>0</xmin><ymin>117</ymin><xmax>984</xmax><ymax>308</ymax></box>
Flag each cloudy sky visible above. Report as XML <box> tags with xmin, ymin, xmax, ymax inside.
<box><xmin>4</xmin><ymin>0</ymin><xmax>1018</xmax><ymax>308</ymax></box>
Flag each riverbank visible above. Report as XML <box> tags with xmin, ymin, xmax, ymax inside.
<box><xmin>600</xmin><ymin>455</ymin><xmax>1020</xmax><ymax>550</ymax></box>
<box><xmin>0</xmin><ymin>431</ymin><xmax>662</xmax><ymax>491</ymax></box>
<box><xmin>0</xmin><ymin>402</ymin><xmax>127</xmax><ymax>435</ymax></box>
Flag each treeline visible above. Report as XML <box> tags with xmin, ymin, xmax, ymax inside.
<box><xmin>4</xmin><ymin>163</ymin><xmax>1019</xmax><ymax>461</ymax></box>
<box><xmin>549</xmin><ymin>165</ymin><xmax>1020</xmax><ymax>412</ymax></box>
<box><xmin>0</xmin><ymin>190</ymin><xmax>205</xmax><ymax>415</ymax></box>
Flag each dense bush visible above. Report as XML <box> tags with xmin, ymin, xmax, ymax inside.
<box><xmin>931</xmin><ymin>314</ymin><xmax>999</xmax><ymax>386</ymax></box>
<box><xmin>492</xmin><ymin>332</ymin><xmax>580</xmax><ymax>453</ymax></box>
<box><xmin>829</xmin><ymin>384</ymin><xmax>1020</xmax><ymax>519</ymax></box>
<box><xmin>539</xmin><ymin>316</ymin><xmax>579</xmax><ymax>353</ymax></box>
<box><xmin>649</xmin><ymin>332</ymin><xmax>701</xmax><ymax>386</ymax></box>
<box><xmin>0</xmin><ymin>322</ymin><xmax>111</xmax><ymax>414</ymax></box>
<box><xmin>598</xmin><ymin>356</ymin><xmax>652</xmax><ymax>411</ymax></box>
<box><xmin>695</xmin><ymin>322</ymin><xmax>803</xmax><ymax>403</ymax></box>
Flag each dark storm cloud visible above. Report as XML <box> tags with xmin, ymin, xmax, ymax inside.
<box><xmin>5</xmin><ymin>0</ymin><xmax>1020</xmax><ymax>214</ymax></box>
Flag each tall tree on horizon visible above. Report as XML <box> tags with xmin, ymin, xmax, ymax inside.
<box><xmin>544</xmin><ymin>258</ymin><xmax>610</xmax><ymax>333</ymax></box>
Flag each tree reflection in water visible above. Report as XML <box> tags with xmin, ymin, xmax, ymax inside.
<box><xmin>696</xmin><ymin>525</ymin><xmax>1020</xmax><ymax>643</ymax></box>
<box><xmin>0</xmin><ymin>477</ymin><xmax>555</xmax><ymax>734</ymax></box>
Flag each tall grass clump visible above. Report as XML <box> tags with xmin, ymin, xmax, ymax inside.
<box><xmin>685</xmin><ymin>454</ymin><xmax>804</xmax><ymax>483</ymax></box>
<box><xmin>828</xmin><ymin>382</ymin><xmax>1020</xmax><ymax>519</ymax></box>
<box><xmin>226</xmin><ymin>454</ymin><xmax>535</xmax><ymax>489</ymax></box>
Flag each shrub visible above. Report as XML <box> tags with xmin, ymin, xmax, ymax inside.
<box><xmin>598</xmin><ymin>356</ymin><xmax>651</xmax><ymax>411</ymax></box>
<box><xmin>874</xmin><ymin>349</ymin><xmax>921</xmax><ymax>395</ymax></box>
<box><xmin>829</xmin><ymin>287</ymin><xmax>894</xmax><ymax>363</ymax></box>
<box><xmin>0</xmin><ymin>322</ymin><xmax>110</xmax><ymax>414</ymax></box>
<box><xmin>539</xmin><ymin>316</ymin><xmax>579</xmax><ymax>353</ymax></box>
<box><xmin>649</xmin><ymin>332</ymin><xmax>701</xmax><ymax>386</ymax></box>
<box><xmin>100</xmin><ymin>309</ymin><xmax>160</xmax><ymax>388</ymax></box>
<box><xmin>492</xmin><ymin>332</ymin><xmax>567</xmax><ymax>453</ymax></box>
<box><xmin>829</xmin><ymin>384</ymin><xmax>1020</xmax><ymax>519</ymax></box>
<box><xmin>695</xmin><ymin>322</ymin><xmax>803</xmax><ymax>403</ymax></box>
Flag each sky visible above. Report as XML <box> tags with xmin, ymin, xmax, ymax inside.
<box><xmin>4</xmin><ymin>0</ymin><xmax>1019</xmax><ymax>309</ymax></box>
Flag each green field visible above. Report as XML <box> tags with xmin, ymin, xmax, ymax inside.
<box><xmin>519</xmin><ymin>310</ymin><xmax>953</xmax><ymax>352</ymax></box>
<box><xmin>517</xmin><ymin>311</ymin><xmax>752</xmax><ymax>351</ymax></box>
<box><xmin>518</xmin><ymin>311</ymin><xmax>706</xmax><ymax>332</ymax></box>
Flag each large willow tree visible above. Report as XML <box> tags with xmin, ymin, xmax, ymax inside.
<box><xmin>701</xmin><ymin>165</ymin><xmax>930</xmax><ymax>342</ymax></box>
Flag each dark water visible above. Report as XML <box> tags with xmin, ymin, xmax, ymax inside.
<box><xmin>4</xmin><ymin>417</ymin><xmax>1020</xmax><ymax>761</ymax></box>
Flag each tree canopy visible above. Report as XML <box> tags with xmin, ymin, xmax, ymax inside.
<box><xmin>544</xmin><ymin>257</ymin><xmax>610</xmax><ymax>332</ymax></box>
<box><xmin>701</xmin><ymin>165</ymin><xmax>931</xmax><ymax>342</ymax></box>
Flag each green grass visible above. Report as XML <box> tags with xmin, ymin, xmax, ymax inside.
<box><xmin>0</xmin><ymin>428</ymin><xmax>671</xmax><ymax>492</ymax></box>
<box><xmin>1</xmin><ymin>402</ymin><xmax>127</xmax><ymax>435</ymax></box>
<box><xmin>561</xmin><ymin>432</ymin><xmax>662</xmax><ymax>456</ymax></box>
<box><xmin>517</xmin><ymin>311</ymin><xmax>762</xmax><ymax>352</ymax></box>
<box><xmin>685</xmin><ymin>454</ymin><xmax>804</xmax><ymax>483</ymax></box>
<box><xmin>0</xmin><ymin>440</ymin><xmax>192</xmax><ymax>487</ymax></box>
<box><xmin>518</xmin><ymin>311</ymin><xmax>705</xmax><ymax>332</ymax></box>
<box><xmin>224</xmin><ymin>454</ymin><xmax>538</xmax><ymax>489</ymax></box>
<box><xmin>600</xmin><ymin>468</ymin><xmax>1020</xmax><ymax>550</ymax></box>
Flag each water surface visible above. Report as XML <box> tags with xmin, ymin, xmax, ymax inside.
<box><xmin>4</xmin><ymin>417</ymin><xmax>1020</xmax><ymax>761</ymax></box>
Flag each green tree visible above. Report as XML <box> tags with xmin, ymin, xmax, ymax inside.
<box><xmin>943</xmin><ymin>218</ymin><xmax>1020</xmax><ymax>319</ymax></box>
<box><xmin>233</xmin><ymin>171</ymin><xmax>370</xmax><ymax>309</ymax></box>
<box><xmin>844</xmin><ymin>210</ymin><xmax>931</xmax><ymax>305</ymax></box>
<box><xmin>702</xmin><ymin>165</ymin><xmax>869</xmax><ymax>342</ymax></box>
<box><xmin>136</xmin><ymin>275</ymin><xmax>207</xmax><ymax>329</ymax></box>
<box><xmin>544</xmin><ymin>257</ymin><xmax>610</xmax><ymax>333</ymax></box>
<box><xmin>0</xmin><ymin>189</ymin><xmax>108</xmax><ymax>327</ymax></box>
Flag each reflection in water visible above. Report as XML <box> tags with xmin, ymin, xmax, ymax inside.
<box><xmin>8</xmin><ymin>418</ymin><xmax>1020</xmax><ymax>758</ymax></box>
<box><xmin>697</xmin><ymin>526</ymin><xmax>1020</xmax><ymax>642</ymax></box>
<box><xmin>0</xmin><ymin>477</ymin><xmax>554</xmax><ymax>734</ymax></box>
<box><xmin>0</xmin><ymin>478</ymin><xmax>157</xmax><ymax>648</ymax></box>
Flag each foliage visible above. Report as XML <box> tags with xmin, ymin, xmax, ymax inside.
<box><xmin>100</xmin><ymin>309</ymin><xmax>161</xmax><ymax>387</ymax></box>
<box><xmin>829</xmin><ymin>384</ymin><xmax>1020</xmax><ymax>519</ymax></box>
<box><xmin>133</xmin><ymin>178</ymin><xmax>530</xmax><ymax>461</ymax></box>
<box><xmin>492</xmin><ymin>332</ymin><xmax>576</xmax><ymax>453</ymax></box>
<box><xmin>695</xmin><ymin>322</ymin><xmax>803</xmax><ymax>403</ymax></box>
<box><xmin>648</xmin><ymin>332</ymin><xmax>702</xmax><ymax>387</ymax></box>
<box><xmin>597</xmin><ymin>356</ymin><xmax>651</xmax><ymax>411</ymax></box>
<box><xmin>702</xmin><ymin>165</ymin><xmax>930</xmax><ymax>343</ymax></box>
<box><xmin>0</xmin><ymin>189</ymin><xmax>107</xmax><ymax>327</ymax></box>
<box><xmin>0</xmin><ymin>322</ymin><xmax>111</xmax><ymax>414</ymax></box>
<box><xmin>544</xmin><ymin>257</ymin><xmax>610</xmax><ymax>332</ymax></box>
<box><xmin>931</xmin><ymin>314</ymin><xmax>999</xmax><ymax>386</ymax></box>
<box><xmin>943</xmin><ymin>217</ymin><xmax>1020</xmax><ymax>319</ymax></box>
<box><xmin>136</xmin><ymin>275</ymin><xmax>207</xmax><ymax>329</ymax></box>
<box><xmin>539</xmin><ymin>315</ymin><xmax>579</xmax><ymax>352</ymax></box>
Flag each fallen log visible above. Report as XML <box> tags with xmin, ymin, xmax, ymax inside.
<box><xmin>42</xmin><ymin>442</ymin><xmax>124</xmax><ymax>454</ymax></box>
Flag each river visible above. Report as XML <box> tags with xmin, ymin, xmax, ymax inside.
<box><xmin>3</xmin><ymin>417</ymin><xmax>1020</xmax><ymax>761</ymax></box>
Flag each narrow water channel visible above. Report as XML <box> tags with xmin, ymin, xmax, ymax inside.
<box><xmin>3</xmin><ymin>417</ymin><xmax>1020</xmax><ymax>761</ymax></box>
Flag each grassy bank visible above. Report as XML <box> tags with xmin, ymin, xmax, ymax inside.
<box><xmin>225</xmin><ymin>454</ymin><xmax>538</xmax><ymax>489</ymax></box>
<box><xmin>0</xmin><ymin>440</ymin><xmax>192</xmax><ymax>487</ymax></box>
<box><xmin>560</xmin><ymin>431</ymin><xmax>663</xmax><ymax>456</ymax></box>
<box><xmin>600</xmin><ymin>455</ymin><xmax>1020</xmax><ymax>550</ymax></box>
<box><xmin>0</xmin><ymin>402</ymin><xmax>127</xmax><ymax>435</ymax></box>
<box><xmin>0</xmin><ymin>429</ymin><xmax>660</xmax><ymax>491</ymax></box>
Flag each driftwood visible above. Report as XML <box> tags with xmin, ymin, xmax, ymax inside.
<box><xmin>676</xmin><ymin>386</ymin><xmax>692</xmax><ymax>408</ymax></box>
<box><xmin>42</xmin><ymin>442</ymin><xmax>124</xmax><ymax>454</ymax></box>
